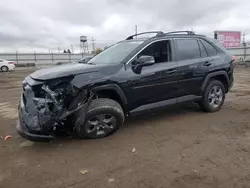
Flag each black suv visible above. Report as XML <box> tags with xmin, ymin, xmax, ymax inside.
<box><xmin>17</xmin><ymin>31</ymin><xmax>234</xmax><ymax>141</ymax></box>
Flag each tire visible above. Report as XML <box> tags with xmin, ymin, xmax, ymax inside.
<box><xmin>200</xmin><ymin>80</ymin><xmax>225</xmax><ymax>112</ymax></box>
<box><xmin>1</xmin><ymin>66</ymin><xmax>9</xmax><ymax>72</ymax></box>
<box><xmin>76</xmin><ymin>98</ymin><xmax>124</xmax><ymax>139</ymax></box>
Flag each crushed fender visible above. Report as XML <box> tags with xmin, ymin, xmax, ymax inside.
<box><xmin>22</xmin><ymin>79</ymin><xmax>94</xmax><ymax>135</ymax></box>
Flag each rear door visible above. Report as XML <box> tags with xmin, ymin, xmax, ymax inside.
<box><xmin>174</xmin><ymin>38</ymin><xmax>214</xmax><ymax>97</ymax></box>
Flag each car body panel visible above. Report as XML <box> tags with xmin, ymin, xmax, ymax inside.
<box><xmin>30</xmin><ymin>63</ymin><xmax>109</xmax><ymax>80</ymax></box>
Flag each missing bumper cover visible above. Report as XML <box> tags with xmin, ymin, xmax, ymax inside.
<box><xmin>20</xmin><ymin>82</ymin><xmax>94</xmax><ymax>137</ymax></box>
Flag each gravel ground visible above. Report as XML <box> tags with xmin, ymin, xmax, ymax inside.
<box><xmin>0</xmin><ymin>67</ymin><xmax>250</xmax><ymax>188</ymax></box>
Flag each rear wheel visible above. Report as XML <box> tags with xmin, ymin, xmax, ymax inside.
<box><xmin>76</xmin><ymin>98</ymin><xmax>124</xmax><ymax>139</ymax></box>
<box><xmin>1</xmin><ymin>66</ymin><xmax>9</xmax><ymax>72</ymax></box>
<box><xmin>200</xmin><ymin>80</ymin><xmax>225</xmax><ymax>112</ymax></box>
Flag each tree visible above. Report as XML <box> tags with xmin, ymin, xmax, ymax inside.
<box><xmin>95</xmin><ymin>48</ymin><xmax>103</xmax><ymax>54</ymax></box>
<box><xmin>63</xmin><ymin>50</ymin><xmax>67</xmax><ymax>53</ymax></box>
<box><xmin>67</xmin><ymin>49</ymin><xmax>71</xmax><ymax>53</ymax></box>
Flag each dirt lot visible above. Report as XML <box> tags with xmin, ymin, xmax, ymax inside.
<box><xmin>0</xmin><ymin>67</ymin><xmax>250</xmax><ymax>188</ymax></box>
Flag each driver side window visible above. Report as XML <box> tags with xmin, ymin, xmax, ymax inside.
<box><xmin>138</xmin><ymin>40</ymin><xmax>171</xmax><ymax>63</ymax></box>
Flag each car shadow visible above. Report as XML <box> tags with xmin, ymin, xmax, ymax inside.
<box><xmin>123</xmin><ymin>103</ymin><xmax>203</xmax><ymax>128</ymax></box>
<box><xmin>20</xmin><ymin>103</ymin><xmax>203</xmax><ymax>148</ymax></box>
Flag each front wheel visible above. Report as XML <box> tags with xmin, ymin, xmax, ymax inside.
<box><xmin>1</xmin><ymin>66</ymin><xmax>9</xmax><ymax>72</ymax></box>
<box><xmin>76</xmin><ymin>98</ymin><xmax>124</xmax><ymax>139</ymax></box>
<box><xmin>200</xmin><ymin>80</ymin><xmax>225</xmax><ymax>112</ymax></box>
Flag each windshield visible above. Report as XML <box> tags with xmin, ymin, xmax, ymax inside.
<box><xmin>88</xmin><ymin>41</ymin><xmax>143</xmax><ymax>64</ymax></box>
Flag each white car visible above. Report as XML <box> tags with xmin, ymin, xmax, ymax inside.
<box><xmin>0</xmin><ymin>59</ymin><xmax>15</xmax><ymax>72</ymax></box>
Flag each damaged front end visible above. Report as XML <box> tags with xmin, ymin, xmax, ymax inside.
<box><xmin>17</xmin><ymin>76</ymin><xmax>93</xmax><ymax>141</ymax></box>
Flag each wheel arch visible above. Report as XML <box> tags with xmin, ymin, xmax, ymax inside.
<box><xmin>93</xmin><ymin>84</ymin><xmax>127</xmax><ymax>111</ymax></box>
<box><xmin>201</xmin><ymin>71</ymin><xmax>230</xmax><ymax>93</ymax></box>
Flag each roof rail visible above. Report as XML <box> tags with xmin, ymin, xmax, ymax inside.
<box><xmin>165</xmin><ymin>31</ymin><xmax>195</xmax><ymax>35</ymax></box>
<box><xmin>126</xmin><ymin>31</ymin><xmax>164</xmax><ymax>40</ymax></box>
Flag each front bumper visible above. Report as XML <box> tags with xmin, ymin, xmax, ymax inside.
<box><xmin>16</xmin><ymin>95</ymin><xmax>54</xmax><ymax>142</ymax></box>
<box><xmin>16</xmin><ymin>117</ymin><xmax>54</xmax><ymax>142</ymax></box>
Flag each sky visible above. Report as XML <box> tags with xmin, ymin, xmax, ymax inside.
<box><xmin>0</xmin><ymin>0</ymin><xmax>249</xmax><ymax>53</ymax></box>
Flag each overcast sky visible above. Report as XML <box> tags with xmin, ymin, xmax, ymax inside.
<box><xmin>0</xmin><ymin>0</ymin><xmax>249</xmax><ymax>53</ymax></box>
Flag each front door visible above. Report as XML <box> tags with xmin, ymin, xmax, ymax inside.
<box><xmin>124</xmin><ymin>39</ymin><xmax>179</xmax><ymax>108</ymax></box>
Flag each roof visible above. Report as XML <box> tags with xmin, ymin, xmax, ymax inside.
<box><xmin>125</xmin><ymin>31</ymin><xmax>206</xmax><ymax>41</ymax></box>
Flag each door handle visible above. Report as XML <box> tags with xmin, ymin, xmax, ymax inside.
<box><xmin>203</xmin><ymin>62</ymin><xmax>212</xmax><ymax>66</ymax></box>
<box><xmin>166</xmin><ymin>69</ymin><xmax>177</xmax><ymax>74</ymax></box>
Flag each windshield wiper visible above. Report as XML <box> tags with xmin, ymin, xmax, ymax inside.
<box><xmin>87</xmin><ymin>62</ymin><xmax>95</xmax><ymax>65</ymax></box>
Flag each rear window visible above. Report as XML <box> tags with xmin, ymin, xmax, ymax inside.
<box><xmin>176</xmin><ymin>39</ymin><xmax>200</xmax><ymax>61</ymax></box>
<box><xmin>200</xmin><ymin>39</ymin><xmax>217</xmax><ymax>56</ymax></box>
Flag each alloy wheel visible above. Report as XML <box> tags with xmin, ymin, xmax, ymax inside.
<box><xmin>208</xmin><ymin>85</ymin><xmax>223</xmax><ymax>108</ymax></box>
<box><xmin>85</xmin><ymin>114</ymin><xmax>117</xmax><ymax>136</ymax></box>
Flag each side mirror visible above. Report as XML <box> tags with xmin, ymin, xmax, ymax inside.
<box><xmin>132</xmin><ymin>55</ymin><xmax>155</xmax><ymax>74</ymax></box>
<box><xmin>135</xmin><ymin>55</ymin><xmax>155</xmax><ymax>66</ymax></box>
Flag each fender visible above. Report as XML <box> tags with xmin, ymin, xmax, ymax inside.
<box><xmin>201</xmin><ymin>71</ymin><xmax>229</xmax><ymax>92</ymax></box>
<box><xmin>93</xmin><ymin>84</ymin><xmax>127</xmax><ymax>107</ymax></box>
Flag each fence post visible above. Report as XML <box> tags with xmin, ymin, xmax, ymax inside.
<box><xmin>243</xmin><ymin>43</ymin><xmax>247</xmax><ymax>61</ymax></box>
<box><xmin>34</xmin><ymin>51</ymin><xmax>36</xmax><ymax>63</ymax></box>
<box><xmin>16</xmin><ymin>50</ymin><xmax>19</xmax><ymax>64</ymax></box>
<box><xmin>52</xmin><ymin>52</ymin><xmax>54</xmax><ymax>62</ymax></box>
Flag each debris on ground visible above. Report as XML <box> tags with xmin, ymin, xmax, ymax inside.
<box><xmin>19</xmin><ymin>141</ymin><xmax>34</xmax><ymax>148</ymax></box>
<box><xmin>108</xmin><ymin>178</ymin><xmax>115</xmax><ymax>183</ymax></box>
<box><xmin>79</xmin><ymin>169</ymin><xmax>88</xmax><ymax>175</ymax></box>
<box><xmin>4</xmin><ymin>135</ymin><xmax>12</xmax><ymax>141</ymax></box>
<box><xmin>132</xmin><ymin>147</ymin><xmax>136</xmax><ymax>153</ymax></box>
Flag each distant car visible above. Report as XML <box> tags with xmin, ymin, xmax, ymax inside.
<box><xmin>77</xmin><ymin>56</ymin><xmax>94</xmax><ymax>64</ymax></box>
<box><xmin>0</xmin><ymin>59</ymin><xmax>15</xmax><ymax>72</ymax></box>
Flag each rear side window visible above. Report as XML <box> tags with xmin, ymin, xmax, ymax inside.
<box><xmin>176</xmin><ymin>39</ymin><xmax>200</xmax><ymax>61</ymax></box>
<box><xmin>200</xmin><ymin>39</ymin><xmax>217</xmax><ymax>56</ymax></box>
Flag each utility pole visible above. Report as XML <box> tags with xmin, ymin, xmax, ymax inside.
<box><xmin>58</xmin><ymin>46</ymin><xmax>61</xmax><ymax>53</ymax></box>
<box><xmin>91</xmin><ymin>37</ymin><xmax>96</xmax><ymax>52</ymax></box>
<box><xmin>135</xmin><ymin>25</ymin><xmax>138</xmax><ymax>38</ymax></box>
<box><xmin>71</xmin><ymin>44</ymin><xmax>74</xmax><ymax>54</ymax></box>
<box><xmin>243</xmin><ymin>32</ymin><xmax>246</xmax><ymax>44</ymax></box>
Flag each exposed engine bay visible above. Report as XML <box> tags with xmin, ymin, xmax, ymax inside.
<box><xmin>21</xmin><ymin>77</ymin><xmax>94</xmax><ymax>136</ymax></box>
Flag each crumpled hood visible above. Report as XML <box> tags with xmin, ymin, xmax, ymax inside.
<box><xmin>30</xmin><ymin>63</ymin><xmax>106</xmax><ymax>80</ymax></box>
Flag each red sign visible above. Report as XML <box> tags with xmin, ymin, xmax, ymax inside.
<box><xmin>215</xmin><ymin>31</ymin><xmax>241</xmax><ymax>48</ymax></box>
